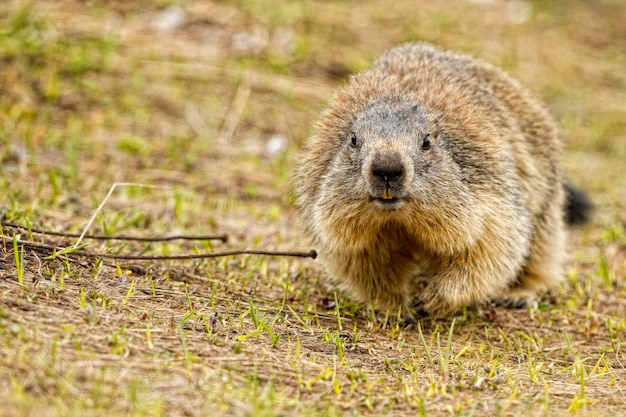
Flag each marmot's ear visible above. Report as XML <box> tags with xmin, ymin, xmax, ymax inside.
<box><xmin>412</xmin><ymin>104</ymin><xmax>419</xmax><ymax>112</ymax></box>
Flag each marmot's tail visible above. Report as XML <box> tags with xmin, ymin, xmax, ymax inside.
<box><xmin>564</xmin><ymin>183</ymin><xmax>593</xmax><ymax>225</ymax></box>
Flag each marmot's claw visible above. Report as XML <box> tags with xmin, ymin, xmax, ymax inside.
<box><xmin>504</xmin><ymin>299</ymin><xmax>528</xmax><ymax>309</ymax></box>
<box><xmin>492</xmin><ymin>298</ymin><xmax>528</xmax><ymax>309</ymax></box>
<box><xmin>402</xmin><ymin>316</ymin><xmax>417</xmax><ymax>329</ymax></box>
<box><xmin>412</xmin><ymin>300</ymin><xmax>429</xmax><ymax>319</ymax></box>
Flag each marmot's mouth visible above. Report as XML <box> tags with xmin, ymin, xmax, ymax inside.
<box><xmin>371</xmin><ymin>196</ymin><xmax>405</xmax><ymax>209</ymax></box>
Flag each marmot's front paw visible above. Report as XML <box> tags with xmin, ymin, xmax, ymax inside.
<box><xmin>494</xmin><ymin>288</ymin><xmax>537</xmax><ymax>310</ymax></box>
<box><xmin>412</xmin><ymin>299</ymin><xmax>429</xmax><ymax>319</ymax></box>
<box><xmin>416</xmin><ymin>284</ymin><xmax>459</xmax><ymax>318</ymax></box>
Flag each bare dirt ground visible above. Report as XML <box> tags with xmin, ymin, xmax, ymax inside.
<box><xmin>1</xmin><ymin>1</ymin><xmax>625</xmax><ymax>416</ymax></box>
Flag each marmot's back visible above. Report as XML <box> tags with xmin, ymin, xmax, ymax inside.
<box><xmin>296</xmin><ymin>43</ymin><xmax>586</xmax><ymax>319</ymax></box>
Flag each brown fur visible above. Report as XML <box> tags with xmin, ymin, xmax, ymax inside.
<box><xmin>295</xmin><ymin>43</ymin><xmax>569</xmax><ymax>319</ymax></box>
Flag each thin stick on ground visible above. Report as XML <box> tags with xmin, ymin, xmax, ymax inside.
<box><xmin>2</xmin><ymin>235</ymin><xmax>317</xmax><ymax>261</ymax></box>
<box><xmin>74</xmin><ymin>248</ymin><xmax>318</xmax><ymax>261</ymax></box>
<box><xmin>1</xmin><ymin>221</ymin><xmax>228</xmax><ymax>243</ymax></box>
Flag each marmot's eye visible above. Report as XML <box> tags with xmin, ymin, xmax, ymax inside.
<box><xmin>350</xmin><ymin>132</ymin><xmax>357</xmax><ymax>148</ymax></box>
<box><xmin>421</xmin><ymin>134</ymin><xmax>431</xmax><ymax>150</ymax></box>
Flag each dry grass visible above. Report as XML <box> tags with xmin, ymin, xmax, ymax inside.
<box><xmin>1</xmin><ymin>0</ymin><xmax>625</xmax><ymax>416</ymax></box>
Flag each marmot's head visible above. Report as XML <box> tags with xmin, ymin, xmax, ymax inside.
<box><xmin>320</xmin><ymin>99</ymin><xmax>465</xmax><ymax>220</ymax></box>
<box><xmin>299</xmin><ymin>93</ymin><xmax>486</xmax><ymax>253</ymax></box>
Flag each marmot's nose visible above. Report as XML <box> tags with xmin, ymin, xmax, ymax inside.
<box><xmin>372</xmin><ymin>166</ymin><xmax>403</xmax><ymax>182</ymax></box>
<box><xmin>371</xmin><ymin>152</ymin><xmax>404</xmax><ymax>182</ymax></box>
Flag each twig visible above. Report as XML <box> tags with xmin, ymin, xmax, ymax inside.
<box><xmin>1</xmin><ymin>221</ymin><xmax>227</xmax><ymax>243</ymax></box>
<box><xmin>1</xmin><ymin>235</ymin><xmax>317</xmax><ymax>261</ymax></box>
<box><xmin>75</xmin><ymin>249</ymin><xmax>317</xmax><ymax>260</ymax></box>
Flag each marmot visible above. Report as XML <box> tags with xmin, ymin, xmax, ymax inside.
<box><xmin>295</xmin><ymin>43</ymin><xmax>591</xmax><ymax>320</ymax></box>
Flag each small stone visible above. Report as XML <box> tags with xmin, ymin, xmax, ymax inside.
<box><xmin>263</xmin><ymin>134</ymin><xmax>288</xmax><ymax>160</ymax></box>
<box><xmin>151</xmin><ymin>5</ymin><xmax>186</xmax><ymax>33</ymax></box>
